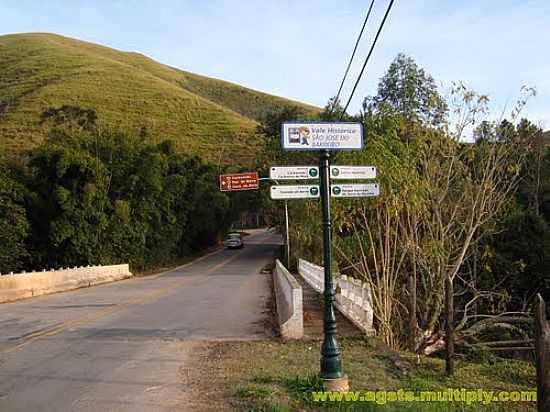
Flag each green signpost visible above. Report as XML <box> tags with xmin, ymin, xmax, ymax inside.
<box><xmin>318</xmin><ymin>148</ymin><xmax>344</xmax><ymax>384</ymax></box>
<box><xmin>274</xmin><ymin>122</ymin><xmax>378</xmax><ymax>390</ymax></box>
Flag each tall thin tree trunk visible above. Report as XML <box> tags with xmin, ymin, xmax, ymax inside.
<box><xmin>409</xmin><ymin>269</ymin><xmax>417</xmax><ymax>352</ymax></box>
<box><xmin>445</xmin><ymin>276</ymin><xmax>454</xmax><ymax>375</ymax></box>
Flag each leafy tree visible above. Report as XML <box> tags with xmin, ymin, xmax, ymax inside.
<box><xmin>479</xmin><ymin>210</ymin><xmax>550</xmax><ymax>306</ymax></box>
<box><xmin>363</xmin><ymin>53</ymin><xmax>447</xmax><ymax>126</ymax></box>
<box><xmin>26</xmin><ymin>138</ymin><xmax>110</xmax><ymax>267</ymax></box>
<box><xmin>0</xmin><ymin>164</ymin><xmax>30</xmax><ymax>272</ymax></box>
<box><xmin>24</xmin><ymin>120</ymin><xmax>236</xmax><ymax>271</ymax></box>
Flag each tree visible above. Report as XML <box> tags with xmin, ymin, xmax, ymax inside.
<box><xmin>407</xmin><ymin>85</ymin><xmax>533</xmax><ymax>374</ymax></box>
<box><xmin>334</xmin><ymin>112</ymin><xmax>418</xmax><ymax>348</ymax></box>
<box><xmin>0</xmin><ymin>164</ymin><xmax>29</xmax><ymax>272</ymax></box>
<box><xmin>25</xmin><ymin>121</ymin><xmax>236</xmax><ymax>271</ymax></box>
<box><xmin>331</xmin><ymin>84</ymin><xmax>530</xmax><ymax>374</ymax></box>
<box><xmin>27</xmin><ymin>138</ymin><xmax>111</xmax><ymax>267</ymax></box>
<box><xmin>482</xmin><ymin>210</ymin><xmax>550</xmax><ymax>306</ymax></box>
<box><xmin>363</xmin><ymin>54</ymin><xmax>447</xmax><ymax>126</ymax></box>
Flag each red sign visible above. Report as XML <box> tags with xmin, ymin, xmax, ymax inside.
<box><xmin>219</xmin><ymin>172</ymin><xmax>259</xmax><ymax>192</ymax></box>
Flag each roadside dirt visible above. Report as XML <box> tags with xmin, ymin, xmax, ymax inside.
<box><xmin>174</xmin><ymin>340</ymin><xmax>219</xmax><ymax>411</ymax></box>
<box><xmin>174</xmin><ymin>261</ymin><xmax>279</xmax><ymax>411</ymax></box>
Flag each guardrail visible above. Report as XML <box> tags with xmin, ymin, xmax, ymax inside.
<box><xmin>298</xmin><ymin>258</ymin><xmax>375</xmax><ymax>335</ymax></box>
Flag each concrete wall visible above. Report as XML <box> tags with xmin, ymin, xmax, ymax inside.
<box><xmin>0</xmin><ymin>264</ymin><xmax>133</xmax><ymax>304</ymax></box>
<box><xmin>298</xmin><ymin>258</ymin><xmax>375</xmax><ymax>335</ymax></box>
<box><xmin>273</xmin><ymin>259</ymin><xmax>303</xmax><ymax>339</ymax></box>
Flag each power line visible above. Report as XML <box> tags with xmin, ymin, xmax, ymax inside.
<box><xmin>340</xmin><ymin>0</ymin><xmax>396</xmax><ymax>120</ymax></box>
<box><xmin>329</xmin><ymin>0</ymin><xmax>376</xmax><ymax>116</ymax></box>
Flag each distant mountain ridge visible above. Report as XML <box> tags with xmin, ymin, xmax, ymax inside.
<box><xmin>0</xmin><ymin>33</ymin><xmax>319</xmax><ymax>164</ymax></box>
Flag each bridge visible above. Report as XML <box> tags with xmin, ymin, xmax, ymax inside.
<box><xmin>0</xmin><ymin>229</ymin><xmax>281</xmax><ymax>411</ymax></box>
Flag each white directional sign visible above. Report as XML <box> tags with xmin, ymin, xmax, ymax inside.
<box><xmin>270</xmin><ymin>166</ymin><xmax>319</xmax><ymax>180</ymax></box>
<box><xmin>270</xmin><ymin>185</ymin><xmax>320</xmax><ymax>199</ymax></box>
<box><xmin>331</xmin><ymin>183</ymin><xmax>379</xmax><ymax>198</ymax></box>
<box><xmin>282</xmin><ymin>122</ymin><xmax>363</xmax><ymax>151</ymax></box>
<box><xmin>330</xmin><ymin>166</ymin><xmax>376</xmax><ymax>180</ymax></box>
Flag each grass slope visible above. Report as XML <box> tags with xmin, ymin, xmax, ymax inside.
<box><xmin>0</xmin><ymin>33</ymin><xmax>319</xmax><ymax>164</ymax></box>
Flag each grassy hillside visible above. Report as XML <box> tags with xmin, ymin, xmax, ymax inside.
<box><xmin>0</xmin><ymin>33</ymin><xmax>319</xmax><ymax>164</ymax></box>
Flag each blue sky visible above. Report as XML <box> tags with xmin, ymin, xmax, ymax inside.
<box><xmin>1</xmin><ymin>0</ymin><xmax>549</xmax><ymax>128</ymax></box>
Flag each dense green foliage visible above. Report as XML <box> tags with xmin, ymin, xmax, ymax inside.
<box><xmin>0</xmin><ymin>162</ymin><xmax>29</xmax><ymax>273</ymax></box>
<box><xmin>0</xmin><ymin>119</ymin><xmax>236</xmax><ymax>273</ymax></box>
<box><xmin>472</xmin><ymin>118</ymin><xmax>550</xmax><ymax>309</ymax></box>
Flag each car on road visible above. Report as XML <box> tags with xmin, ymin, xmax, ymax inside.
<box><xmin>223</xmin><ymin>233</ymin><xmax>244</xmax><ymax>249</ymax></box>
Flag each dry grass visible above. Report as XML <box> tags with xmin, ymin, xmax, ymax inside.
<box><xmin>0</xmin><ymin>33</ymin><xmax>319</xmax><ymax>165</ymax></box>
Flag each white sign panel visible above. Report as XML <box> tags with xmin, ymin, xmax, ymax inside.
<box><xmin>270</xmin><ymin>185</ymin><xmax>320</xmax><ymax>199</ymax></box>
<box><xmin>282</xmin><ymin>122</ymin><xmax>363</xmax><ymax>151</ymax></box>
<box><xmin>330</xmin><ymin>166</ymin><xmax>376</xmax><ymax>180</ymax></box>
<box><xmin>270</xmin><ymin>166</ymin><xmax>319</xmax><ymax>180</ymax></box>
<box><xmin>331</xmin><ymin>183</ymin><xmax>379</xmax><ymax>198</ymax></box>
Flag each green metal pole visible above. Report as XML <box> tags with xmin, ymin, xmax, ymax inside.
<box><xmin>319</xmin><ymin>149</ymin><xmax>344</xmax><ymax>379</ymax></box>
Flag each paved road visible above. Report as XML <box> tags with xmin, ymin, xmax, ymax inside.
<box><xmin>0</xmin><ymin>229</ymin><xmax>281</xmax><ymax>411</ymax></box>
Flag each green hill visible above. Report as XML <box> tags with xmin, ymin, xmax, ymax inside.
<box><xmin>0</xmin><ymin>33</ymin><xmax>319</xmax><ymax>164</ymax></box>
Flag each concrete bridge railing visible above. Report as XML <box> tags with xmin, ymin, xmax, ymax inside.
<box><xmin>0</xmin><ymin>264</ymin><xmax>133</xmax><ymax>303</ymax></box>
<box><xmin>273</xmin><ymin>259</ymin><xmax>303</xmax><ymax>339</ymax></box>
<box><xmin>298</xmin><ymin>258</ymin><xmax>375</xmax><ymax>335</ymax></box>
<box><xmin>297</xmin><ymin>259</ymin><xmax>324</xmax><ymax>293</ymax></box>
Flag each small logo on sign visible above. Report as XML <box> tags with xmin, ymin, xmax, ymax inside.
<box><xmin>288</xmin><ymin>127</ymin><xmax>300</xmax><ymax>143</ymax></box>
<box><xmin>310</xmin><ymin>187</ymin><xmax>319</xmax><ymax>196</ymax></box>
<box><xmin>309</xmin><ymin>168</ymin><xmax>318</xmax><ymax>177</ymax></box>
<box><xmin>332</xmin><ymin>186</ymin><xmax>341</xmax><ymax>195</ymax></box>
<box><xmin>331</xmin><ymin>168</ymin><xmax>340</xmax><ymax>177</ymax></box>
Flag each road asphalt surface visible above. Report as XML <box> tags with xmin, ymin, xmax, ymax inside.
<box><xmin>0</xmin><ymin>229</ymin><xmax>281</xmax><ymax>411</ymax></box>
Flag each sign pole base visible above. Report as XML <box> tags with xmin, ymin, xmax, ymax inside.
<box><xmin>322</xmin><ymin>375</ymin><xmax>349</xmax><ymax>392</ymax></box>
